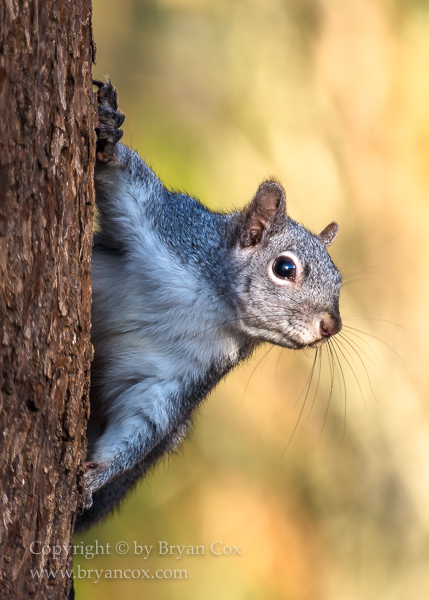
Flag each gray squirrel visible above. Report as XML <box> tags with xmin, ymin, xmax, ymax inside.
<box><xmin>75</xmin><ymin>80</ymin><xmax>342</xmax><ymax>531</ymax></box>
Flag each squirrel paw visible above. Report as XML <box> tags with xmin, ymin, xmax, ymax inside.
<box><xmin>94</xmin><ymin>79</ymin><xmax>125</xmax><ymax>163</ymax></box>
<box><xmin>83</xmin><ymin>460</ymin><xmax>109</xmax><ymax>509</ymax></box>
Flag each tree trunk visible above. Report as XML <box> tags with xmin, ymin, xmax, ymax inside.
<box><xmin>0</xmin><ymin>1</ymin><xmax>95</xmax><ymax>598</ymax></box>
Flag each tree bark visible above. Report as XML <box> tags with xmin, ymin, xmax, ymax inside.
<box><xmin>0</xmin><ymin>1</ymin><xmax>95</xmax><ymax>598</ymax></box>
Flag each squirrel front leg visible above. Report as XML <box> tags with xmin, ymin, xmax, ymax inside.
<box><xmin>78</xmin><ymin>420</ymin><xmax>190</xmax><ymax>527</ymax></box>
<box><xmin>84</xmin><ymin>417</ymin><xmax>162</xmax><ymax>509</ymax></box>
<box><xmin>83</xmin><ymin>378</ymin><xmax>178</xmax><ymax>509</ymax></box>
<box><xmin>83</xmin><ymin>415</ymin><xmax>190</xmax><ymax>510</ymax></box>
<box><xmin>93</xmin><ymin>79</ymin><xmax>165</xmax><ymax>252</ymax></box>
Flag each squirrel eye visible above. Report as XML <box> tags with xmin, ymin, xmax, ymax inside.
<box><xmin>273</xmin><ymin>256</ymin><xmax>297</xmax><ymax>281</ymax></box>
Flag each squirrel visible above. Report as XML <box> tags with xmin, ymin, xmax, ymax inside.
<box><xmin>75</xmin><ymin>80</ymin><xmax>342</xmax><ymax>532</ymax></box>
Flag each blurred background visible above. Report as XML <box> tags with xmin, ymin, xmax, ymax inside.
<box><xmin>75</xmin><ymin>0</ymin><xmax>429</xmax><ymax>598</ymax></box>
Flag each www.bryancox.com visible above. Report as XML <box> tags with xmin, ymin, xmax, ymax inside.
<box><xmin>31</xmin><ymin>566</ymin><xmax>190</xmax><ymax>582</ymax></box>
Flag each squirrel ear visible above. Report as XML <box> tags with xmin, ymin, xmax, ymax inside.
<box><xmin>318</xmin><ymin>222</ymin><xmax>339</xmax><ymax>248</ymax></box>
<box><xmin>240</xmin><ymin>180</ymin><xmax>286</xmax><ymax>248</ymax></box>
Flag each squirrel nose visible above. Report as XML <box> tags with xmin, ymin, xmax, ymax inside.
<box><xmin>320</xmin><ymin>312</ymin><xmax>342</xmax><ymax>338</ymax></box>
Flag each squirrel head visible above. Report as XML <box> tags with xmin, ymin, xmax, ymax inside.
<box><xmin>232</xmin><ymin>180</ymin><xmax>342</xmax><ymax>349</ymax></box>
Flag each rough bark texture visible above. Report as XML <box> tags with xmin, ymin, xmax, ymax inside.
<box><xmin>0</xmin><ymin>1</ymin><xmax>95</xmax><ymax>598</ymax></box>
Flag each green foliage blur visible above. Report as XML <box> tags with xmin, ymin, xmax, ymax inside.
<box><xmin>75</xmin><ymin>1</ymin><xmax>429</xmax><ymax>598</ymax></box>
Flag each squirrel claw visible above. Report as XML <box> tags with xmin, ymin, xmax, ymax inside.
<box><xmin>83</xmin><ymin>461</ymin><xmax>110</xmax><ymax>509</ymax></box>
<box><xmin>94</xmin><ymin>79</ymin><xmax>125</xmax><ymax>162</ymax></box>
<box><xmin>84</xmin><ymin>460</ymin><xmax>101</xmax><ymax>470</ymax></box>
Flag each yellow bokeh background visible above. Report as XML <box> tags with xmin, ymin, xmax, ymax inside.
<box><xmin>75</xmin><ymin>1</ymin><xmax>429</xmax><ymax>598</ymax></box>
